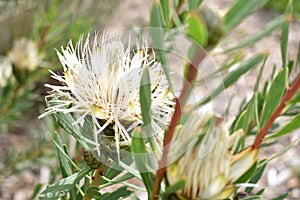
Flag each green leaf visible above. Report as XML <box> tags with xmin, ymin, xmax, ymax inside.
<box><xmin>296</xmin><ymin>41</ymin><xmax>300</xmax><ymax>70</ymax></box>
<box><xmin>140</xmin><ymin>67</ymin><xmax>161</xmax><ymax>151</ymax></box>
<box><xmin>234</xmin><ymin>98</ymin><xmax>255</xmax><ymax>133</ymax></box>
<box><xmin>31</xmin><ymin>183</ymin><xmax>43</xmax><ymax>199</ymax></box>
<box><xmin>52</xmin><ymin>111</ymin><xmax>94</xmax><ymax>149</ymax></box>
<box><xmin>245</xmin><ymin>159</ymin><xmax>267</xmax><ymax>194</ymax></box>
<box><xmin>163</xmin><ymin>180</ymin><xmax>185</xmax><ymax>199</ymax></box>
<box><xmin>151</xmin><ymin>0</ymin><xmax>164</xmax><ymax>28</ymax></box>
<box><xmin>232</xmin><ymin>97</ymin><xmax>255</xmax><ymax>150</ymax></box>
<box><xmin>281</xmin><ymin>18</ymin><xmax>289</xmax><ymax>69</ymax></box>
<box><xmin>101</xmin><ymin>186</ymin><xmax>133</xmax><ymax>200</ymax></box>
<box><xmin>39</xmin><ymin>169</ymin><xmax>91</xmax><ymax>200</ymax></box>
<box><xmin>140</xmin><ymin>67</ymin><xmax>152</xmax><ymax>128</ymax></box>
<box><xmin>266</xmin><ymin>112</ymin><xmax>300</xmax><ymax>139</ymax></box>
<box><xmin>236</xmin><ymin>161</ymin><xmax>257</xmax><ymax>183</ymax></box>
<box><xmin>288</xmin><ymin>90</ymin><xmax>300</xmax><ymax>104</ymax></box>
<box><xmin>260</xmin><ymin>69</ymin><xmax>286</xmax><ymax>128</ymax></box>
<box><xmin>195</xmin><ymin>53</ymin><xmax>266</xmax><ymax>107</ymax></box>
<box><xmin>54</xmin><ymin>133</ymin><xmax>73</xmax><ymax>177</ymax></box>
<box><xmin>223</xmin><ymin>16</ymin><xmax>286</xmax><ymax>53</ymax></box>
<box><xmin>100</xmin><ymin>174</ymin><xmax>145</xmax><ymax>191</ymax></box>
<box><xmin>271</xmin><ymin>192</ymin><xmax>289</xmax><ymax>200</ymax></box>
<box><xmin>224</xmin><ymin>0</ymin><xmax>271</xmax><ymax>30</ymax></box>
<box><xmin>188</xmin><ymin>0</ymin><xmax>202</xmax><ymax>10</ymax></box>
<box><xmin>281</xmin><ymin>0</ymin><xmax>293</xmax><ymax>86</ymax></box>
<box><xmin>160</xmin><ymin>0</ymin><xmax>170</xmax><ymax>26</ymax></box>
<box><xmin>47</xmin><ymin>132</ymin><xmax>80</xmax><ymax>171</ymax></box>
<box><xmin>100</xmin><ymin>163</ymin><xmax>125</xmax><ymax>185</ymax></box>
<box><xmin>247</xmin><ymin>139</ymin><xmax>300</xmax><ymax>194</ymax></box>
<box><xmin>85</xmin><ymin>186</ymin><xmax>101</xmax><ymax>199</ymax></box>
<box><xmin>198</xmin><ymin>52</ymin><xmax>245</xmax><ymax>84</ymax></box>
<box><xmin>255</xmin><ymin>189</ymin><xmax>265</xmax><ymax>195</ymax></box>
<box><xmin>149</xmin><ymin>4</ymin><xmax>174</xmax><ymax>93</ymax></box>
<box><xmin>242</xmin><ymin>195</ymin><xmax>263</xmax><ymax>200</ymax></box>
<box><xmin>186</xmin><ymin>11</ymin><xmax>208</xmax><ymax>47</ymax></box>
<box><xmin>261</xmin><ymin>138</ymin><xmax>300</xmax><ymax>167</ymax></box>
<box><xmin>131</xmin><ymin>128</ymin><xmax>155</xmax><ymax>195</ymax></box>
<box><xmin>251</xmin><ymin>55</ymin><xmax>268</xmax><ymax>132</ymax></box>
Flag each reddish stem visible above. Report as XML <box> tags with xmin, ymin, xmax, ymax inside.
<box><xmin>151</xmin><ymin>47</ymin><xmax>205</xmax><ymax>200</ymax></box>
<box><xmin>83</xmin><ymin>166</ymin><xmax>106</xmax><ymax>200</ymax></box>
<box><xmin>167</xmin><ymin>0</ymin><xmax>187</xmax><ymax>27</ymax></box>
<box><xmin>252</xmin><ymin>73</ymin><xmax>300</xmax><ymax>149</ymax></box>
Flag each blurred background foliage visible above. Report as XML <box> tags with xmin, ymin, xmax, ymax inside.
<box><xmin>0</xmin><ymin>0</ymin><xmax>120</xmax><ymax>198</ymax></box>
<box><xmin>0</xmin><ymin>0</ymin><xmax>119</xmax><ymax>54</ymax></box>
<box><xmin>265</xmin><ymin>0</ymin><xmax>300</xmax><ymax>15</ymax></box>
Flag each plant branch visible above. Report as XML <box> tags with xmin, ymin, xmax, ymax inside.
<box><xmin>168</xmin><ymin>0</ymin><xmax>186</xmax><ymax>27</ymax></box>
<box><xmin>151</xmin><ymin>47</ymin><xmax>206</xmax><ymax>200</ymax></box>
<box><xmin>252</xmin><ymin>73</ymin><xmax>300</xmax><ymax>149</ymax></box>
<box><xmin>83</xmin><ymin>166</ymin><xmax>106</xmax><ymax>200</ymax></box>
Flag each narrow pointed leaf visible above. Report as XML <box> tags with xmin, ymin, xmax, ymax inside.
<box><xmin>100</xmin><ymin>162</ymin><xmax>132</xmax><ymax>185</ymax></box>
<box><xmin>223</xmin><ymin>16</ymin><xmax>286</xmax><ymax>53</ymax></box>
<box><xmin>131</xmin><ymin>128</ymin><xmax>154</xmax><ymax>194</ymax></box>
<box><xmin>140</xmin><ymin>67</ymin><xmax>152</xmax><ymax>128</ymax></box>
<box><xmin>85</xmin><ymin>186</ymin><xmax>101</xmax><ymax>199</ymax></box>
<box><xmin>54</xmin><ymin>132</ymin><xmax>73</xmax><ymax>177</ymax></box>
<box><xmin>234</xmin><ymin>98</ymin><xmax>255</xmax><ymax>133</ymax></box>
<box><xmin>224</xmin><ymin>0</ymin><xmax>270</xmax><ymax>30</ymax></box>
<box><xmin>188</xmin><ymin>0</ymin><xmax>202</xmax><ymax>10</ymax></box>
<box><xmin>151</xmin><ymin>0</ymin><xmax>164</xmax><ymax>28</ymax></box>
<box><xmin>259</xmin><ymin>138</ymin><xmax>300</xmax><ymax>170</ymax></box>
<box><xmin>101</xmin><ymin>186</ymin><xmax>133</xmax><ymax>200</ymax></box>
<box><xmin>52</xmin><ymin>111</ymin><xmax>91</xmax><ymax>149</ymax></box>
<box><xmin>271</xmin><ymin>192</ymin><xmax>289</xmax><ymax>200</ymax></box>
<box><xmin>31</xmin><ymin>183</ymin><xmax>43</xmax><ymax>199</ymax></box>
<box><xmin>150</xmin><ymin>2</ymin><xmax>174</xmax><ymax>93</ymax></box>
<box><xmin>281</xmin><ymin>0</ymin><xmax>293</xmax><ymax>86</ymax></box>
<box><xmin>245</xmin><ymin>159</ymin><xmax>267</xmax><ymax>194</ymax></box>
<box><xmin>163</xmin><ymin>180</ymin><xmax>185</xmax><ymax>199</ymax></box>
<box><xmin>160</xmin><ymin>0</ymin><xmax>170</xmax><ymax>26</ymax></box>
<box><xmin>260</xmin><ymin>69</ymin><xmax>286</xmax><ymax>128</ymax></box>
<box><xmin>267</xmin><ymin>113</ymin><xmax>300</xmax><ymax>139</ymax></box>
<box><xmin>255</xmin><ymin>189</ymin><xmax>265</xmax><ymax>195</ymax></box>
<box><xmin>39</xmin><ymin>169</ymin><xmax>91</xmax><ymax>200</ymax></box>
<box><xmin>242</xmin><ymin>196</ymin><xmax>263</xmax><ymax>200</ymax></box>
<box><xmin>236</xmin><ymin>161</ymin><xmax>257</xmax><ymax>183</ymax></box>
<box><xmin>47</xmin><ymin>132</ymin><xmax>80</xmax><ymax>171</ymax></box>
<box><xmin>100</xmin><ymin>174</ymin><xmax>145</xmax><ymax>191</ymax></box>
<box><xmin>195</xmin><ymin>53</ymin><xmax>266</xmax><ymax>107</ymax></box>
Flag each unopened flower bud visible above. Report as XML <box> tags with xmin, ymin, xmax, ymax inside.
<box><xmin>167</xmin><ymin>112</ymin><xmax>257</xmax><ymax>199</ymax></box>
<box><xmin>8</xmin><ymin>38</ymin><xmax>42</xmax><ymax>71</ymax></box>
<box><xmin>0</xmin><ymin>56</ymin><xmax>12</xmax><ymax>87</ymax></box>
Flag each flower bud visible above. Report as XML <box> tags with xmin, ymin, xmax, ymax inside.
<box><xmin>0</xmin><ymin>56</ymin><xmax>12</xmax><ymax>87</ymax></box>
<box><xmin>8</xmin><ymin>38</ymin><xmax>42</xmax><ymax>71</ymax></box>
<box><xmin>167</xmin><ymin>112</ymin><xmax>257</xmax><ymax>199</ymax></box>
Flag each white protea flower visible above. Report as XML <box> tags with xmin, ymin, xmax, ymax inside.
<box><xmin>8</xmin><ymin>38</ymin><xmax>43</xmax><ymax>71</ymax></box>
<box><xmin>0</xmin><ymin>56</ymin><xmax>13</xmax><ymax>87</ymax></box>
<box><xmin>167</xmin><ymin>112</ymin><xmax>258</xmax><ymax>200</ymax></box>
<box><xmin>40</xmin><ymin>34</ymin><xmax>174</xmax><ymax>158</ymax></box>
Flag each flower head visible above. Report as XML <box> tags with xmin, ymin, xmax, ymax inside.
<box><xmin>167</xmin><ymin>112</ymin><xmax>258</xmax><ymax>199</ymax></box>
<box><xmin>0</xmin><ymin>56</ymin><xmax>13</xmax><ymax>87</ymax></box>
<box><xmin>40</xmin><ymin>34</ymin><xmax>174</xmax><ymax>158</ymax></box>
<box><xmin>8</xmin><ymin>38</ymin><xmax>42</xmax><ymax>71</ymax></box>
